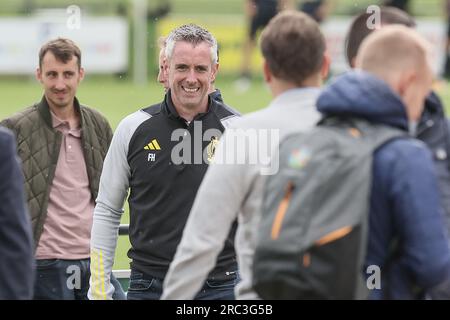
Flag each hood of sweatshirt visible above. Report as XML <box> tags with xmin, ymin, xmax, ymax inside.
<box><xmin>317</xmin><ymin>71</ymin><xmax>409</xmax><ymax>131</ymax></box>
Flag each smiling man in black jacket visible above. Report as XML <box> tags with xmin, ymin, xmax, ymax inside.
<box><xmin>89</xmin><ymin>24</ymin><xmax>240</xmax><ymax>300</ymax></box>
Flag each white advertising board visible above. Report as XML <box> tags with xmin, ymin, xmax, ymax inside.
<box><xmin>0</xmin><ymin>12</ymin><xmax>128</xmax><ymax>74</ymax></box>
<box><xmin>322</xmin><ymin>17</ymin><xmax>447</xmax><ymax>76</ymax></box>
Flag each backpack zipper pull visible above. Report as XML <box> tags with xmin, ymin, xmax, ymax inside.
<box><xmin>271</xmin><ymin>182</ymin><xmax>294</xmax><ymax>240</ymax></box>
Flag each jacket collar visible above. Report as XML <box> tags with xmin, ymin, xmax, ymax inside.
<box><xmin>37</xmin><ymin>96</ymin><xmax>82</xmax><ymax>129</ymax></box>
<box><xmin>423</xmin><ymin>91</ymin><xmax>443</xmax><ymax>114</ymax></box>
<box><xmin>163</xmin><ymin>89</ymin><xmax>214</xmax><ymax>122</ymax></box>
<box><xmin>317</xmin><ymin>71</ymin><xmax>409</xmax><ymax>131</ymax></box>
<box><xmin>267</xmin><ymin>87</ymin><xmax>321</xmax><ymax>111</ymax></box>
<box><xmin>209</xmin><ymin>89</ymin><xmax>223</xmax><ymax>103</ymax></box>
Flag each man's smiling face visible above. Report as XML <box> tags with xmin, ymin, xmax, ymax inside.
<box><xmin>167</xmin><ymin>41</ymin><xmax>217</xmax><ymax>111</ymax></box>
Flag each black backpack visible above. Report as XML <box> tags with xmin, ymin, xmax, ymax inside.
<box><xmin>252</xmin><ymin>117</ymin><xmax>404</xmax><ymax>300</ymax></box>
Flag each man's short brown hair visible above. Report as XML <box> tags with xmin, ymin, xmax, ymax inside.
<box><xmin>260</xmin><ymin>11</ymin><xmax>325</xmax><ymax>85</ymax></box>
<box><xmin>345</xmin><ymin>7</ymin><xmax>416</xmax><ymax>67</ymax></box>
<box><xmin>39</xmin><ymin>38</ymin><xmax>82</xmax><ymax>70</ymax></box>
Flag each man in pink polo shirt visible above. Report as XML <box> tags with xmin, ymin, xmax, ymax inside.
<box><xmin>1</xmin><ymin>38</ymin><xmax>125</xmax><ymax>300</ymax></box>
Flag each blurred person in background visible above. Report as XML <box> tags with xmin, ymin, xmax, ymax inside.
<box><xmin>157</xmin><ymin>36</ymin><xmax>169</xmax><ymax>91</ymax></box>
<box><xmin>0</xmin><ymin>38</ymin><xmax>125</xmax><ymax>300</ymax></box>
<box><xmin>443</xmin><ymin>0</ymin><xmax>450</xmax><ymax>79</ymax></box>
<box><xmin>235</xmin><ymin>0</ymin><xmax>294</xmax><ymax>91</ymax></box>
<box><xmin>319</xmin><ymin>24</ymin><xmax>450</xmax><ymax>300</ymax></box>
<box><xmin>383</xmin><ymin>0</ymin><xmax>410</xmax><ymax>13</ymax></box>
<box><xmin>0</xmin><ymin>127</ymin><xmax>34</xmax><ymax>300</ymax></box>
<box><xmin>162</xmin><ymin>11</ymin><xmax>329</xmax><ymax>300</ymax></box>
<box><xmin>299</xmin><ymin>0</ymin><xmax>330</xmax><ymax>23</ymax></box>
<box><xmin>346</xmin><ymin>7</ymin><xmax>450</xmax><ymax>247</ymax></box>
<box><xmin>344</xmin><ymin>9</ymin><xmax>450</xmax><ymax>299</ymax></box>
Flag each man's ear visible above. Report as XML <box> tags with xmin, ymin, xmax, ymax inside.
<box><xmin>263</xmin><ymin>59</ymin><xmax>272</xmax><ymax>84</ymax></box>
<box><xmin>321</xmin><ymin>52</ymin><xmax>331</xmax><ymax>80</ymax></box>
<box><xmin>79</xmin><ymin>67</ymin><xmax>85</xmax><ymax>82</ymax></box>
<box><xmin>163</xmin><ymin>59</ymin><xmax>170</xmax><ymax>78</ymax></box>
<box><xmin>350</xmin><ymin>56</ymin><xmax>357</xmax><ymax>69</ymax></box>
<box><xmin>211</xmin><ymin>63</ymin><xmax>219</xmax><ymax>83</ymax></box>
<box><xmin>36</xmin><ymin>68</ymin><xmax>42</xmax><ymax>82</ymax></box>
<box><xmin>397</xmin><ymin>71</ymin><xmax>416</xmax><ymax>97</ymax></box>
<box><xmin>354</xmin><ymin>54</ymin><xmax>362</xmax><ymax>69</ymax></box>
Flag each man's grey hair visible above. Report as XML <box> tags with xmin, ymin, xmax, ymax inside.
<box><xmin>165</xmin><ymin>24</ymin><xmax>218</xmax><ymax>64</ymax></box>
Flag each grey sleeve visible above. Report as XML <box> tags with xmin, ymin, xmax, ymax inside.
<box><xmin>88</xmin><ymin>110</ymin><xmax>150</xmax><ymax>300</ymax></box>
<box><xmin>161</xmin><ymin>128</ymin><xmax>250</xmax><ymax>299</ymax></box>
